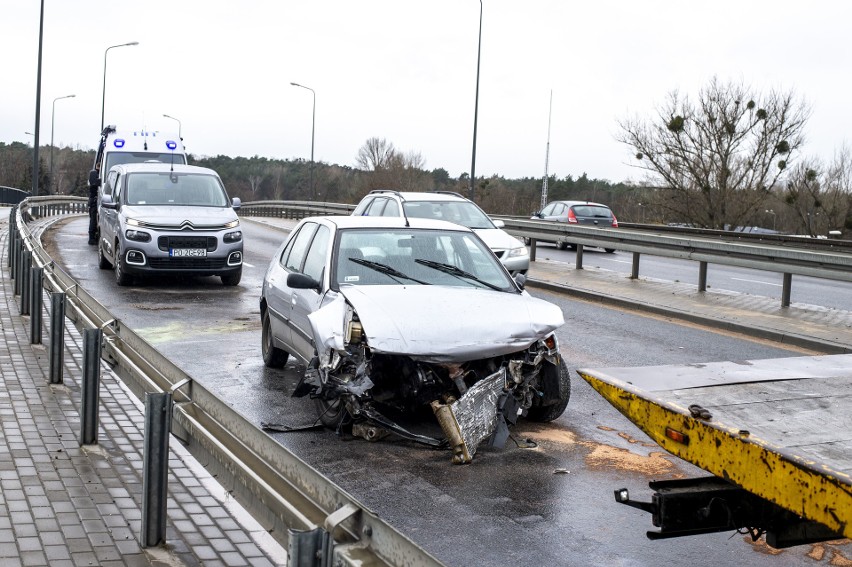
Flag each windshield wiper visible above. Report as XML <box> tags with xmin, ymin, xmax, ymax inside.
<box><xmin>348</xmin><ymin>257</ymin><xmax>429</xmax><ymax>285</ymax></box>
<box><xmin>414</xmin><ymin>259</ymin><xmax>502</xmax><ymax>291</ymax></box>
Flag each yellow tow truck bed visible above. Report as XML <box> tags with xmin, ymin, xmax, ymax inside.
<box><xmin>578</xmin><ymin>353</ymin><xmax>852</xmax><ymax>540</ymax></box>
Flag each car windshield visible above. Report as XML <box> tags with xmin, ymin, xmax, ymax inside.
<box><xmin>334</xmin><ymin>228</ymin><xmax>515</xmax><ymax>291</ymax></box>
<box><xmin>125</xmin><ymin>173</ymin><xmax>229</xmax><ymax>207</ymax></box>
<box><xmin>402</xmin><ymin>201</ymin><xmax>495</xmax><ymax>229</ymax></box>
<box><xmin>105</xmin><ymin>152</ymin><xmax>186</xmax><ymax>171</ymax></box>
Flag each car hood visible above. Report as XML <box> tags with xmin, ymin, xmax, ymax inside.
<box><xmin>473</xmin><ymin>227</ymin><xmax>524</xmax><ymax>251</ymax></box>
<box><xmin>309</xmin><ymin>285</ymin><xmax>564</xmax><ymax>363</ymax></box>
<box><xmin>120</xmin><ymin>205</ymin><xmax>238</xmax><ymax>228</ymax></box>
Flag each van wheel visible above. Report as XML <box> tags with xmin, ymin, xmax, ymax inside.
<box><xmin>114</xmin><ymin>242</ymin><xmax>132</xmax><ymax>286</ymax></box>
<box><xmin>97</xmin><ymin>241</ymin><xmax>111</xmax><ymax>270</ymax></box>
<box><xmin>221</xmin><ymin>267</ymin><xmax>242</xmax><ymax>286</ymax></box>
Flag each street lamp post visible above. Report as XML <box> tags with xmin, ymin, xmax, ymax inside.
<box><xmin>101</xmin><ymin>41</ymin><xmax>139</xmax><ymax>132</ymax></box>
<box><xmin>290</xmin><ymin>82</ymin><xmax>316</xmax><ymax>200</ymax></box>
<box><xmin>32</xmin><ymin>0</ymin><xmax>45</xmax><ymax>196</ymax></box>
<box><xmin>469</xmin><ymin>0</ymin><xmax>482</xmax><ymax>202</ymax></box>
<box><xmin>51</xmin><ymin>94</ymin><xmax>75</xmax><ymax>194</ymax></box>
<box><xmin>163</xmin><ymin>114</ymin><xmax>182</xmax><ymax>140</ymax></box>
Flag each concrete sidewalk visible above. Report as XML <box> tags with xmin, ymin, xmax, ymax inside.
<box><xmin>247</xmin><ymin>215</ymin><xmax>852</xmax><ymax>354</ymax></box>
<box><xmin>1</xmin><ymin>218</ymin><xmax>287</xmax><ymax>565</ymax></box>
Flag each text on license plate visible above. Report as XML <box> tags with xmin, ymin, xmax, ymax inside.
<box><xmin>170</xmin><ymin>248</ymin><xmax>207</xmax><ymax>257</ymax></box>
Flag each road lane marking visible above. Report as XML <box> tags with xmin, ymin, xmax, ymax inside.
<box><xmin>730</xmin><ymin>277</ymin><xmax>782</xmax><ymax>287</ymax></box>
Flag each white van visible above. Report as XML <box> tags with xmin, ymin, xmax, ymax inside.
<box><xmin>87</xmin><ymin>126</ymin><xmax>188</xmax><ymax>243</ymax></box>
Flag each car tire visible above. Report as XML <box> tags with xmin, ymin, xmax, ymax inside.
<box><xmin>221</xmin><ymin>267</ymin><xmax>242</xmax><ymax>286</ymax></box>
<box><xmin>261</xmin><ymin>310</ymin><xmax>288</xmax><ymax>368</ymax></box>
<box><xmin>315</xmin><ymin>397</ymin><xmax>347</xmax><ymax>428</ymax></box>
<box><xmin>604</xmin><ymin>248</ymin><xmax>615</xmax><ymax>254</ymax></box>
<box><xmin>523</xmin><ymin>237</ymin><xmax>531</xmax><ymax>245</ymax></box>
<box><xmin>114</xmin><ymin>242</ymin><xmax>132</xmax><ymax>286</ymax></box>
<box><xmin>527</xmin><ymin>358</ymin><xmax>571</xmax><ymax>422</ymax></box>
<box><xmin>557</xmin><ymin>241</ymin><xmax>569</xmax><ymax>250</ymax></box>
<box><xmin>97</xmin><ymin>240</ymin><xmax>111</xmax><ymax>270</ymax></box>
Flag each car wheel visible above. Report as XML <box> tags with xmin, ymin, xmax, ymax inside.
<box><xmin>557</xmin><ymin>241</ymin><xmax>569</xmax><ymax>250</ymax></box>
<box><xmin>523</xmin><ymin>237</ymin><xmax>531</xmax><ymax>245</ymax></box>
<box><xmin>221</xmin><ymin>267</ymin><xmax>242</xmax><ymax>286</ymax></box>
<box><xmin>261</xmin><ymin>310</ymin><xmax>288</xmax><ymax>368</ymax></box>
<box><xmin>114</xmin><ymin>242</ymin><xmax>132</xmax><ymax>286</ymax></box>
<box><xmin>526</xmin><ymin>358</ymin><xmax>571</xmax><ymax>422</ymax></box>
<box><xmin>604</xmin><ymin>248</ymin><xmax>615</xmax><ymax>254</ymax></box>
<box><xmin>315</xmin><ymin>397</ymin><xmax>347</xmax><ymax>428</ymax></box>
<box><xmin>97</xmin><ymin>240</ymin><xmax>111</xmax><ymax>270</ymax></box>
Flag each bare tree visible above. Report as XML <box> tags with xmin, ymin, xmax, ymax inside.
<box><xmin>356</xmin><ymin>137</ymin><xmax>396</xmax><ymax>171</ymax></box>
<box><xmin>618</xmin><ymin>77</ymin><xmax>810</xmax><ymax>229</ymax></box>
<box><xmin>784</xmin><ymin>147</ymin><xmax>852</xmax><ymax>236</ymax></box>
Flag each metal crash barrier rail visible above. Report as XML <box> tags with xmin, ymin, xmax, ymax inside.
<box><xmin>8</xmin><ymin>196</ymin><xmax>443</xmax><ymax>567</ymax></box>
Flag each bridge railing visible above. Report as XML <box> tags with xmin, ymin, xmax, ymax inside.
<box><xmin>7</xmin><ymin>196</ymin><xmax>444</xmax><ymax>567</ymax></box>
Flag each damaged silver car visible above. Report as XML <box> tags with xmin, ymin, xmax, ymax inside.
<box><xmin>260</xmin><ymin>216</ymin><xmax>569</xmax><ymax>463</ymax></box>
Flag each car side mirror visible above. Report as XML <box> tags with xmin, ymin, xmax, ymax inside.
<box><xmin>493</xmin><ymin>219</ymin><xmax>505</xmax><ymax>228</ymax></box>
<box><xmin>88</xmin><ymin>169</ymin><xmax>101</xmax><ymax>188</ymax></box>
<box><xmin>231</xmin><ymin>197</ymin><xmax>241</xmax><ymax>211</ymax></box>
<box><xmin>287</xmin><ymin>272</ymin><xmax>320</xmax><ymax>291</ymax></box>
<box><xmin>513</xmin><ymin>273</ymin><xmax>526</xmax><ymax>290</ymax></box>
<box><xmin>100</xmin><ymin>195</ymin><xmax>117</xmax><ymax>210</ymax></box>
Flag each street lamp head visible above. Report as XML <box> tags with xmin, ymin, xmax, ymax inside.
<box><xmin>125</xmin><ymin>41</ymin><xmax>139</xmax><ymax>47</ymax></box>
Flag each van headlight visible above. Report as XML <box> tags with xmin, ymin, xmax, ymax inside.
<box><xmin>125</xmin><ymin>229</ymin><xmax>151</xmax><ymax>242</ymax></box>
<box><xmin>223</xmin><ymin>231</ymin><xmax>242</xmax><ymax>243</ymax></box>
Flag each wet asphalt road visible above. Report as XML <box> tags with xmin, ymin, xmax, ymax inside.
<box><xmin>44</xmin><ymin>216</ymin><xmax>848</xmax><ymax>567</ymax></box>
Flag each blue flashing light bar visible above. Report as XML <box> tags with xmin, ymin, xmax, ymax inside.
<box><xmin>113</xmin><ymin>139</ymin><xmax>125</xmax><ymax>148</ymax></box>
<box><xmin>166</xmin><ymin>141</ymin><xmax>177</xmax><ymax>150</ymax></box>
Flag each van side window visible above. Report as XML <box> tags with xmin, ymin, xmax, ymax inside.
<box><xmin>104</xmin><ymin>170</ymin><xmax>118</xmax><ymax>197</ymax></box>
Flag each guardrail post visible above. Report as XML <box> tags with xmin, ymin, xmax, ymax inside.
<box><xmin>141</xmin><ymin>391</ymin><xmax>171</xmax><ymax>548</ymax></box>
<box><xmin>14</xmin><ymin>240</ymin><xmax>23</xmax><ymax>295</ymax></box>
<box><xmin>20</xmin><ymin>250</ymin><xmax>31</xmax><ymax>315</ymax></box>
<box><xmin>698</xmin><ymin>261</ymin><xmax>708</xmax><ymax>292</ymax></box>
<box><xmin>49</xmin><ymin>292</ymin><xmax>65</xmax><ymax>384</ymax></box>
<box><xmin>6</xmin><ymin>209</ymin><xmax>14</xmax><ymax>269</ymax></box>
<box><xmin>30</xmin><ymin>266</ymin><xmax>43</xmax><ymax>344</ymax></box>
<box><xmin>781</xmin><ymin>273</ymin><xmax>792</xmax><ymax>308</ymax></box>
<box><xmin>575</xmin><ymin>244</ymin><xmax>584</xmax><ymax>270</ymax></box>
<box><xmin>631</xmin><ymin>252</ymin><xmax>641</xmax><ymax>279</ymax></box>
<box><xmin>80</xmin><ymin>328</ymin><xmax>102</xmax><ymax>445</ymax></box>
<box><xmin>529</xmin><ymin>239</ymin><xmax>537</xmax><ymax>262</ymax></box>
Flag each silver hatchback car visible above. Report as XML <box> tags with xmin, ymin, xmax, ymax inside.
<box><xmin>260</xmin><ymin>215</ymin><xmax>568</xmax><ymax>463</ymax></box>
<box><xmin>97</xmin><ymin>163</ymin><xmax>243</xmax><ymax>286</ymax></box>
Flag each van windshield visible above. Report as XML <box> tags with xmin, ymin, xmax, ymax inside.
<box><xmin>105</xmin><ymin>152</ymin><xmax>187</xmax><ymax>171</ymax></box>
<box><xmin>125</xmin><ymin>173</ymin><xmax>229</xmax><ymax>207</ymax></box>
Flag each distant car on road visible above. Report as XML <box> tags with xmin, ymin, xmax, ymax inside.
<box><xmin>259</xmin><ymin>215</ymin><xmax>568</xmax><ymax>463</ymax></box>
<box><xmin>531</xmin><ymin>200</ymin><xmax>619</xmax><ymax>253</ymax></box>
<box><xmin>352</xmin><ymin>190</ymin><xmax>530</xmax><ymax>276</ymax></box>
<box><xmin>97</xmin><ymin>163</ymin><xmax>243</xmax><ymax>286</ymax></box>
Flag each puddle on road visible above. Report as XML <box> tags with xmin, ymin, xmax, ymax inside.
<box><xmin>137</xmin><ymin>319</ymin><xmax>261</xmax><ymax>345</ymax></box>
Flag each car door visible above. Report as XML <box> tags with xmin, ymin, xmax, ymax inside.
<box><xmin>99</xmin><ymin>170</ymin><xmax>120</xmax><ymax>255</ymax></box>
<box><xmin>289</xmin><ymin>224</ymin><xmax>331</xmax><ymax>362</ymax></box>
<box><xmin>264</xmin><ymin>222</ymin><xmax>318</xmax><ymax>360</ymax></box>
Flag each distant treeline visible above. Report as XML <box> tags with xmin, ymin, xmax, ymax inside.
<box><xmin>0</xmin><ymin>141</ymin><xmax>645</xmax><ymax>219</ymax></box>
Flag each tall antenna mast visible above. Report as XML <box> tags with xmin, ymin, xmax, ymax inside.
<box><xmin>541</xmin><ymin>90</ymin><xmax>553</xmax><ymax>210</ymax></box>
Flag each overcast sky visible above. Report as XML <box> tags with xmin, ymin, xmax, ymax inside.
<box><xmin>2</xmin><ymin>1</ymin><xmax>851</xmax><ymax>184</ymax></box>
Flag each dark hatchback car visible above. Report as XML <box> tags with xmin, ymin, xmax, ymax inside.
<box><xmin>531</xmin><ymin>200</ymin><xmax>618</xmax><ymax>252</ymax></box>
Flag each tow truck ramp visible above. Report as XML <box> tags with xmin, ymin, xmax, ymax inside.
<box><xmin>578</xmin><ymin>354</ymin><xmax>851</xmax><ymax>548</ymax></box>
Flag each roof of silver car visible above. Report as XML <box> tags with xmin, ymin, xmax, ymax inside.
<box><xmin>365</xmin><ymin>190</ymin><xmax>470</xmax><ymax>203</ymax></box>
<box><xmin>309</xmin><ymin>215</ymin><xmax>476</xmax><ymax>232</ymax></box>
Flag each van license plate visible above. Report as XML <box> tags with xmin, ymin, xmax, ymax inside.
<box><xmin>170</xmin><ymin>248</ymin><xmax>207</xmax><ymax>257</ymax></box>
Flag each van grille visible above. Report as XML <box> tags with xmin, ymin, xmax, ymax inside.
<box><xmin>147</xmin><ymin>257</ymin><xmax>228</xmax><ymax>270</ymax></box>
<box><xmin>158</xmin><ymin>236</ymin><xmax>217</xmax><ymax>252</ymax></box>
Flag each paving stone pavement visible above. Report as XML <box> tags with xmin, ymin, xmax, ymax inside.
<box><xmin>1</xmin><ymin>216</ymin><xmax>287</xmax><ymax>566</ymax></box>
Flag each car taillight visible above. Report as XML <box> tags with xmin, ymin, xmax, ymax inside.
<box><xmin>567</xmin><ymin>209</ymin><xmax>578</xmax><ymax>223</ymax></box>
<box><xmin>611</xmin><ymin>214</ymin><xmax>619</xmax><ymax>228</ymax></box>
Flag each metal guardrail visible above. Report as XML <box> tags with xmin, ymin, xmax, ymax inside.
<box><xmin>9</xmin><ymin>196</ymin><xmax>443</xmax><ymax>567</ymax></box>
<box><xmin>240</xmin><ymin>200</ymin><xmax>355</xmax><ymax>219</ymax></box>
<box><xmin>1</xmin><ymin>185</ymin><xmax>33</xmax><ymax>206</ymax></box>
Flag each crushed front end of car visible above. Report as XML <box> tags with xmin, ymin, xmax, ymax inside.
<box><xmin>294</xmin><ymin>287</ymin><xmax>568</xmax><ymax>463</ymax></box>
